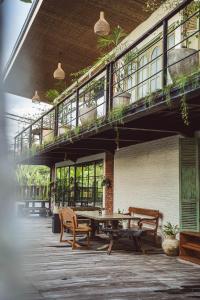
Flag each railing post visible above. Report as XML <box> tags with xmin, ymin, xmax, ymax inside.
<box><xmin>20</xmin><ymin>134</ymin><xmax>23</xmax><ymax>154</ymax></box>
<box><xmin>162</xmin><ymin>19</ymin><xmax>168</xmax><ymax>88</ymax></box>
<box><xmin>29</xmin><ymin>126</ymin><xmax>32</xmax><ymax>149</ymax></box>
<box><xmin>109</xmin><ymin>62</ymin><xmax>114</xmax><ymax>112</ymax></box>
<box><xmin>40</xmin><ymin>117</ymin><xmax>43</xmax><ymax>145</ymax></box>
<box><xmin>76</xmin><ymin>89</ymin><xmax>79</xmax><ymax>127</ymax></box>
<box><xmin>54</xmin><ymin>106</ymin><xmax>58</xmax><ymax>137</ymax></box>
<box><xmin>14</xmin><ymin>137</ymin><xmax>16</xmax><ymax>157</ymax></box>
<box><xmin>105</xmin><ymin>64</ymin><xmax>110</xmax><ymax>117</ymax></box>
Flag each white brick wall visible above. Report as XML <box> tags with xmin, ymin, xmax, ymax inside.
<box><xmin>114</xmin><ymin>136</ymin><xmax>180</xmax><ymax>231</ymax></box>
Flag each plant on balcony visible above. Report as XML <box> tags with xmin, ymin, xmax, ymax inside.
<box><xmin>145</xmin><ymin>0</ymin><xmax>199</xmax><ymax>82</ymax></box>
<box><xmin>45</xmin><ymin>89</ymin><xmax>60</xmax><ymax>103</ymax></box>
<box><xmin>79</xmin><ymin>79</ymin><xmax>104</xmax><ymax>126</ymax></box>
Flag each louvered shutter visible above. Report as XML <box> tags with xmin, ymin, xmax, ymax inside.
<box><xmin>180</xmin><ymin>138</ymin><xmax>199</xmax><ymax>231</ymax></box>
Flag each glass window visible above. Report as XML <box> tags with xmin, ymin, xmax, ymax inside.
<box><xmin>138</xmin><ymin>55</ymin><xmax>149</xmax><ymax>99</ymax></box>
<box><xmin>150</xmin><ymin>46</ymin><xmax>161</xmax><ymax>92</ymax></box>
<box><xmin>55</xmin><ymin>160</ymin><xmax>103</xmax><ymax>207</ymax></box>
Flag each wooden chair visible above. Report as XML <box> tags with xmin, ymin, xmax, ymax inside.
<box><xmin>127</xmin><ymin>207</ymin><xmax>161</xmax><ymax>245</ymax></box>
<box><xmin>59</xmin><ymin>207</ymin><xmax>91</xmax><ymax>249</ymax></box>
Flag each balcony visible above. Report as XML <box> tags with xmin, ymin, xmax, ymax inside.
<box><xmin>14</xmin><ymin>0</ymin><xmax>200</xmax><ymax>165</ymax></box>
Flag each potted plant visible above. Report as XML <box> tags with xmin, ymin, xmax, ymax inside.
<box><xmin>101</xmin><ymin>177</ymin><xmax>112</xmax><ymax>188</ymax></box>
<box><xmin>162</xmin><ymin>222</ymin><xmax>179</xmax><ymax>256</ymax></box>
<box><xmin>144</xmin><ymin>0</ymin><xmax>199</xmax><ymax>81</ymax></box>
<box><xmin>79</xmin><ymin>79</ymin><xmax>103</xmax><ymax>126</ymax></box>
<box><xmin>97</xmin><ymin>26</ymin><xmax>134</xmax><ymax>108</ymax></box>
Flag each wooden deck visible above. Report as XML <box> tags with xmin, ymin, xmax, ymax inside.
<box><xmin>20</xmin><ymin>217</ymin><xmax>200</xmax><ymax>300</ymax></box>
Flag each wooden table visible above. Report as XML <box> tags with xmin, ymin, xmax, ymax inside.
<box><xmin>77</xmin><ymin>211</ymin><xmax>140</xmax><ymax>238</ymax></box>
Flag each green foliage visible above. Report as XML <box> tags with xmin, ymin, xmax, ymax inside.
<box><xmin>108</xmin><ymin>105</ymin><xmax>128</xmax><ymax>123</ymax></box>
<box><xmin>163</xmin><ymin>222</ymin><xmax>179</xmax><ymax>236</ymax></box>
<box><xmin>16</xmin><ymin>165</ymin><xmax>50</xmax><ymax>186</ymax></box>
<box><xmin>45</xmin><ymin>89</ymin><xmax>60</xmax><ymax>103</ymax></box>
<box><xmin>70</xmin><ymin>66</ymin><xmax>91</xmax><ymax>84</ymax></box>
<box><xmin>97</xmin><ymin>26</ymin><xmax>127</xmax><ymax>52</ymax></box>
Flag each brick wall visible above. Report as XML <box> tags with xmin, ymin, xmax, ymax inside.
<box><xmin>105</xmin><ymin>152</ymin><xmax>114</xmax><ymax>213</ymax></box>
<box><xmin>114</xmin><ymin>136</ymin><xmax>180</xmax><ymax>230</ymax></box>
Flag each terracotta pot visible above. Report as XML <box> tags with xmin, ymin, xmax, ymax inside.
<box><xmin>162</xmin><ymin>235</ymin><xmax>179</xmax><ymax>256</ymax></box>
<box><xmin>113</xmin><ymin>92</ymin><xmax>131</xmax><ymax>108</ymax></box>
<box><xmin>80</xmin><ymin>105</ymin><xmax>97</xmax><ymax>125</ymax></box>
<box><xmin>168</xmin><ymin>48</ymin><xmax>199</xmax><ymax>82</ymax></box>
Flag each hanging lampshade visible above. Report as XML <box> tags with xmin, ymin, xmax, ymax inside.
<box><xmin>53</xmin><ymin>62</ymin><xmax>65</xmax><ymax>80</ymax></box>
<box><xmin>32</xmin><ymin>90</ymin><xmax>40</xmax><ymax>103</ymax></box>
<box><xmin>94</xmin><ymin>11</ymin><xmax>110</xmax><ymax>36</ymax></box>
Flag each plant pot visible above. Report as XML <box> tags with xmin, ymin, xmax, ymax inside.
<box><xmin>162</xmin><ymin>235</ymin><xmax>179</xmax><ymax>256</ymax></box>
<box><xmin>113</xmin><ymin>92</ymin><xmax>131</xmax><ymax>108</ymax></box>
<box><xmin>80</xmin><ymin>105</ymin><xmax>97</xmax><ymax>126</ymax></box>
<box><xmin>168</xmin><ymin>48</ymin><xmax>199</xmax><ymax>82</ymax></box>
<box><xmin>58</xmin><ymin>125</ymin><xmax>71</xmax><ymax>136</ymax></box>
<box><xmin>42</xmin><ymin>129</ymin><xmax>54</xmax><ymax>143</ymax></box>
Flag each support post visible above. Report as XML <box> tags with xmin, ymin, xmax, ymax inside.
<box><xmin>49</xmin><ymin>164</ymin><xmax>56</xmax><ymax>211</ymax></box>
<box><xmin>105</xmin><ymin>152</ymin><xmax>114</xmax><ymax>214</ymax></box>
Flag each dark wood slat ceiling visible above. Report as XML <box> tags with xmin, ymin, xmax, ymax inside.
<box><xmin>4</xmin><ymin>0</ymin><xmax>150</xmax><ymax>100</ymax></box>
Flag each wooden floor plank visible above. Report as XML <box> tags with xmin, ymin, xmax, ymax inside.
<box><xmin>18</xmin><ymin>217</ymin><xmax>200</xmax><ymax>300</ymax></box>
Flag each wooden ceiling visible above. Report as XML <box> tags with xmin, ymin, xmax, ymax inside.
<box><xmin>4</xmin><ymin>0</ymin><xmax>150</xmax><ymax>100</ymax></box>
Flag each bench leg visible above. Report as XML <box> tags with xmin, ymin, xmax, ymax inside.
<box><xmin>72</xmin><ymin>232</ymin><xmax>76</xmax><ymax>250</ymax></box>
<box><xmin>87</xmin><ymin>232</ymin><xmax>90</xmax><ymax>248</ymax></box>
<box><xmin>107</xmin><ymin>238</ymin><xmax>114</xmax><ymax>255</ymax></box>
<box><xmin>60</xmin><ymin>225</ymin><xmax>64</xmax><ymax>242</ymax></box>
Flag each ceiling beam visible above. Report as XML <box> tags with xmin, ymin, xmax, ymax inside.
<box><xmin>86</xmin><ymin>137</ymin><xmax>142</xmax><ymax>142</ymax></box>
<box><xmin>116</xmin><ymin>126</ymin><xmax>180</xmax><ymax>134</ymax></box>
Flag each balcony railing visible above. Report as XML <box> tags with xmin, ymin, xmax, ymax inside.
<box><xmin>14</xmin><ymin>0</ymin><xmax>200</xmax><ymax>158</ymax></box>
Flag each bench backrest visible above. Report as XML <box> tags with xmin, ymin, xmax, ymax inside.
<box><xmin>128</xmin><ymin>207</ymin><xmax>161</xmax><ymax>230</ymax></box>
<box><xmin>60</xmin><ymin>207</ymin><xmax>78</xmax><ymax>230</ymax></box>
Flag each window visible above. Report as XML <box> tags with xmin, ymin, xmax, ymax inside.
<box><xmin>138</xmin><ymin>55</ymin><xmax>149</xmax><ymax>99</ymax></box>
<box><xmin>127</xmin><ymin>62</ymin><xmax>137</xmax><ymax>102</ymax></box>
<box><xmin>150</xmin><ymin>46</ymin><xmax>161</xmax><ymax>92</ymax></box>
<box><xmin>55</xmin><ymin>160</ymin><xmax>103</xmax><ymax>207</ymax></box>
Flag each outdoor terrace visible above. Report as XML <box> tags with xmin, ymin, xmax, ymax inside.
<box><xmin>20</xmin><ymin>217</ymin><xmax>200</xmax><ymax>300</ymax></box>
<box><xmin>14</xmin><ymin>0</ymin><xmax>200</xmax><ymax>165</ymax></box>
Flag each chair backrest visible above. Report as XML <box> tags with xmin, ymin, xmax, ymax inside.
<box><xmin>128</xmin><ymin>207</ymin><xmax>161</xmax><ymax>230</ymax></box>
<box><xmin>59</xmin><ymin>207</ymin><xmax>78</xmax><ymax>229</ymax></box>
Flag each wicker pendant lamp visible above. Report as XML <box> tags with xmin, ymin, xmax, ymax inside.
<box><xmin>53</xmin><ymin>62</ymin><xmax>65</xmax><ymax>80</ymax></box>
<box><xmin>32</xmin><ymin>90</ymin><xmax>40</xmax><ymax>103</ymax></box>
<box><xmin>94</xmin><ymin>11</ymin><xmax>110</xmax><ymax>36</ymax></box>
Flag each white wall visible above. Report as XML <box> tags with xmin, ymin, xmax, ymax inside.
<box><xmin>114</xmin><ymin>136</ymin><xmax>180</xmax><ymax>230</ymax></box>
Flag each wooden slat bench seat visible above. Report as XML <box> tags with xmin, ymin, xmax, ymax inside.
<box><xmin>59</xmin><ymin>207</ymin><xmax>91</xmax><ymax>249</ymax></box>
<box><xmin>104</xmin><ymin>207</ymin><xmax>162</xmax><ymax>254</ymax></box>
<box><xmin>126</xmin><ymin>207</ymin><xmax>161</xmax><ymax>244</ymax></box>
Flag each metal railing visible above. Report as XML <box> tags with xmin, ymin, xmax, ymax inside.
<box><xmin>14</xmin><ymin>0</ymin><xmax>200</xmax><ymax>157</ymax></box>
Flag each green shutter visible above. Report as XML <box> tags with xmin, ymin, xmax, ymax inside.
<box><xmin>179</xmin><ymin>138</ymin><xmax>199</xmax><ymax>231</ymax></box>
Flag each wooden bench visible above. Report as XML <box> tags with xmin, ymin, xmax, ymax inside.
<box><xmin>105</xmin><ymin>207</ymin><xmax>161</xmax><ymax>254</ymax></box>
<box><xmin>59</xmin><ymin>207</ymin><xmax>91</xmax><ymax>249</ymax></box>
<box><xmin>126</xmin><ymin>207</ymin><xmax>161</xmax><ymax>244</ymax></box>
